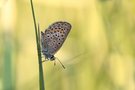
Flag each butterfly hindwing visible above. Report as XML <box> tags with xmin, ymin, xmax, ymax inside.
<box><xmin>42</xmin><ymin>21</ymin><xmax>72</xmax><ymax>55</ymax></box>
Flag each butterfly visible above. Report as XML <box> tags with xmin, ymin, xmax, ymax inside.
<box><xmin>41</xmin><ymin>21</ymin><xmax>72</xmax><ymax>68</ymax></box>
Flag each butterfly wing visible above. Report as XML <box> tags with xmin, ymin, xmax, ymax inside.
<box><xmin>42</xmin><ymin>21</ymin><xmax>72</xmax><ymax>55</ymax></box>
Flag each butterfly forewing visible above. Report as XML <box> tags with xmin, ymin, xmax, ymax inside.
<box><xmin>42</xmin><ymin>21</ymin><xmax>72</xmax><ymax>55</ymax></box>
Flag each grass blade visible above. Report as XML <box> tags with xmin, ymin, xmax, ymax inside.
<box><xmin>30</xmin><ymin>0</ymin><xmax>45</xmax><ymax>90</ymax></box>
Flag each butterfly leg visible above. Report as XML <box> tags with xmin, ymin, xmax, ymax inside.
<box><xmin>54</xmin><ymin>60</ymin><xmax>56</xmax><ymax>66</ymax></box>
<box><xmin>41</xmin><ymin>54</ymin><xmax>45</xmax><ymax>59</ymax></box>
<box><xmin>42</xmin><ymin>58</ymin><xmax>49</xmax><ymax>62</ymax></box>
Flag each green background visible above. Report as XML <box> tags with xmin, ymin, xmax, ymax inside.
<box><xmin>0</xmin><ymin>0</ymin><xmax>134</xmax><ymax>90</ymax></box>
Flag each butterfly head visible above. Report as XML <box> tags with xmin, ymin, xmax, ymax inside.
<box><xmin>48</xmin><ymin>55</ymin><xmax>56</xmax><ymax>61</ymax></box>
<box><xmin>43</xmin><ymin>53</ymin><xmax>56</xmax><ymax>61</ymax></box>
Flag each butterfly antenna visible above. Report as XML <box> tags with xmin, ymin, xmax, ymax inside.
<box><xmin>56</xmin><ymin>57</ymin><xmax>66</xmax><ymax>69</ymax></box>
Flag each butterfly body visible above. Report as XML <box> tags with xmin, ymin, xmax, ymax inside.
<box><xmin>41</xmin><ymin>21</ymin><xmax>72</xmax><ymax>61</ymax></box>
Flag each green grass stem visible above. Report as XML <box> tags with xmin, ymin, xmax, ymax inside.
<box><xmin>30</xmin><ymin>0</ymin><xmax>45</xmax><ymax>90</ymax></box>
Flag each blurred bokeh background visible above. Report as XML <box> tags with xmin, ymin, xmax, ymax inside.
<box><xmin>0</xmin><ymin>0</ymin><xmax>135</xmax><ymax>90</ymax></box>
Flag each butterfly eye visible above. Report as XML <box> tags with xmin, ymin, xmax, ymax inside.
<box><xmin>50</xmin><ymin>55</ymin><xmax>55</xmax><ymax>60</ymax></box>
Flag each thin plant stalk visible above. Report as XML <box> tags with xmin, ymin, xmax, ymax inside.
<box><xmin>30</xmin><ymin>0</ymin><xmax>45</xmax><ymax>90</ymax></box>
